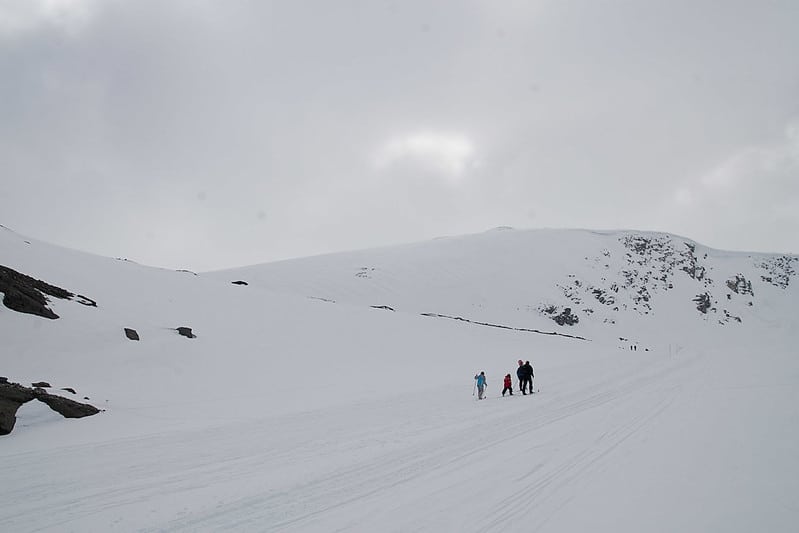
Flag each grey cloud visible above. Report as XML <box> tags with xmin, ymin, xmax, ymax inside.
<box><xmin>1</xmin><ymin>1</ymin><xmax>798</xmax><ymax>269</ymax></box>
<box><xmin>659</xmin><ymin>119</ymin><xmax>799</xmax><ymax>254</ymax></box>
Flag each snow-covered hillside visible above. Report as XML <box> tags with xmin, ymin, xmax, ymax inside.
<box><xmin>209</xmin><ymin>228</ymin><xmax>798</xmax><ymax>345</ymax></box>
<box><xmin>1</xmin><ymin>225</ymin><xmax>798</xmax><ymax>532</ymax></box>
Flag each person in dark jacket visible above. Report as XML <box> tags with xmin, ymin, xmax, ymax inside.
<box><xmin>516</xmin><ymin>359</ymin><xmax>526</xmax><ymax>394</ymax></box>
<box><xmin>522</xmin><ymin>361</ymin><xmax>535</xmax><ymax>394</ymax></box>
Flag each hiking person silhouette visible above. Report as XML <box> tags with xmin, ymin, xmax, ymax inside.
<box><xmin>502</xmin><ymin>374</ymin><xmax>514</xmax><ymax>396</ymax></box>
<box><xmin>474</xmin><ymin>371</ymin><xmax>487</xmax><ymax>400</ymax></box>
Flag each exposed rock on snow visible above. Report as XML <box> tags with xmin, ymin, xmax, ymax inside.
<box><xmin>124</xmin><ymin>328</ymin><xmax>140</xmax><ymax>341</ymax></box>
<box><xmin>176</xmin><ymin>327</ymin><xmax>196</xmax><ymax>338</ymax></box>
<box><xmin>757</xmin><ymin>256</ymin><xmax>797</xmax><ymax>289</ymax></box>
<box><xmin>693</xmin><ymin>293</ymin><xmax>712</xmax><ymax>314</ymax></box>
<box><xmin>355</xmin><ymin>267</ymin><xmax>376</xmax><ymax>279</ymax></box>
<box><xmin>0</xmin><ymin>264</ymin><xmax>72</xmax><ymax>319</ymax></box>
<box><xmin>231</xmin><ymin>280</ymin><xmax>249</xmax><ymax>286</ymax></box>
<box><xmin>75</xmin><ymin>294</ymin><xmax>97</xmax><ymax>307</ymax></box>
<box><xmin>0</xmin><ymin>381</ymin><xmax>100</xmax><ymax>435</ymax></box>
<box><xmin>726</xmin><ymin>274</ymin><xmax>754</xmax><ymax>296</ymax></box>
<box><xmin>0</xmin><ymin>264</ymin><xmax>96</xmax><ymax>318</ymax></box>
<box><xmin>309</xmin><ymin>296</ymin><xmax>336</xmax><ymax>303</ymax></box>
<box><xmin>540</xmin><ymin>305</ymin><xmax>580</xmax><ymax>326</ymax></box>
<box><xmin>542</xmin><ymin>233</ymin><xmax>795</xmax><ymax>328</ymax></box>
<box><xmin>554</xmin><ymin>307</ymin><xmax>579</xmax><ymax>326</ymax></box>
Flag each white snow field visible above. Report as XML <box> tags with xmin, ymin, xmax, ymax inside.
<box><xmin>1</xmin><ymin>225</ymin><xmax>798</xmax><ymax>532</ymax></box>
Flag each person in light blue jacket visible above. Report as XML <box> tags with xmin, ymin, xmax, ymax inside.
<box><xmin>474</xmin><ymin>371</ymin><xmax>487</xmax><ymax>400</ymax></box>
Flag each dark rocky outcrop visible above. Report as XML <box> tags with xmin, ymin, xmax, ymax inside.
<box><xmin>552</xmin><ymin>307</ymin><xmax>579</xmax><ymax>326</ymax></box>
<box><xmin>231</xmin><ymin>280</ymin><xmax>248</xmax><ymax>286</ymax></box>
<box><xmin>0</xmin><ymin>381</ymin><xmax>100</xmax><ymax>435</ymax></box>
<box><xmin>726</xmin><ymin>274</ymin><xmax>754</xmax><ymax>296</ymax></box>
<box><xmin>0</xmin><ymin>265</ymin><xmax>71</xmax><ymax>318</ymax></box>
<box><xmin>541</xmin><ymin>305</ymin><xmax>580</xmax><ymax>326</ymax></box>
<box><xmin>31</xmin><ymin>381</ymin><xmax>51</xmax><ymax>388</ymax></box>
<box><xmin>37</xmin><ymin>394</ymin><xmax>100</xmax><ymax>419</ymax></box>
<box><xmin>757</xmin><ymin>256</ymin><xmax>797</xmax><ymax>289</ymax></box>
<box><xmin>75</xmin><ymin>294</ymin><xmax>97</xmax><ymax>307</ymax></box>
<box><xmin>176</xmin><ymin>327</ymin><xmax>196</xmax><ymax>338</ymax></box>
<box><xmin>0</xmin><ymin>385</ymin><xmax>32</xmax><ymax>434</ymax></box>
<box><xmin>0</xmin><ymin>264</ymin><xmax>96</xmax><ymax>318</ymax></box>
<box><xmin>124</xmin><ymin>328</ymin><xmax>140</xmax><ymax>341</ymax></box>
<box><xmin>693</xmin><ymin>293</ymin><xmax>712</xmax><ymax>314</ymax></box>
<box><xmin>543</xmin><ymin>233</ymin><xmax>786</xmax><ymax>328</ymax></box>
<box><xmin>723</xmin><ymin>310</ymin><xmax>742</xmax><ymax>323</ymax></box>
<box><xmin>680</xmin><ymin>243</ymin><xmax>707</xmax><ymax>282</ymax></box>
<box><xmin>61</xmin><ymin>387</ymin><xmax>76</xmax><ymax>394</ymax></box>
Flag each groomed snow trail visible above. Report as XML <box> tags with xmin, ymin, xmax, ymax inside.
<box><xmin>7</xmin><ymin>342</ymin><xmax>793</xmax><ymax>533</ymax></box>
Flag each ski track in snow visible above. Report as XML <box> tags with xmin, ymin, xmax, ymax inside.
<box><xmin>2</xmin><ymin>349</ymin><xmax>690</xmax><ymax>532</ymax></box>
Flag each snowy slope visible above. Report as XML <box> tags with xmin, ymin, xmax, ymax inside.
<box><xmin>1</xmin><ymin>225</ymin><xmax>798</xmax><ymax>532</ymax></box>
<box><xmin>208</xmin><ymin>228</ymin><xmax>798</xmax><ymax>344</ymax></box>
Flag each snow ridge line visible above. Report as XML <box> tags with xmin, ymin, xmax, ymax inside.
<box><xmin>420</xmin><ymin>312</ymin><xmax>588</xmax><ymax>341</ymax></box>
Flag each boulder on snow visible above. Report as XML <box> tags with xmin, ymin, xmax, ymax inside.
<box><xmin>31</xmin><ymin>381</ymin><xmax>51</xmax><ymax>388</ymax></box>
<box><xmin>176</xmin><ymin>327</ymin><xmax>196</xmax><ymax>339</ymax></box>
<box><xmin>124</xmin><ymin>328</ymin><xmax>140</xmax><ymax>341</ymax></box>
<box><xmin>36</xmin><ymin>393</ymin><xmax>100</xmax><ymax>419</ymax></box>
<box><xmin>231</xmin><ymin>280</ymin><xmax>248</xmax><ymax>286</ymax></box>
<box><xmin>0</xmin><ymin>381</ymin><xmax>100</xmax><ymax>435</ymax></box>
<box><xmin>75</xmin><ymin>294</ymin><xmax>97</xmax><ymax>307</ymax></box>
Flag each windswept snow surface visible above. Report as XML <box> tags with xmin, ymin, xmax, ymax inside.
<box><xmin>1</xmin><ymin>226</ymin><xmax>798</xmax><ymax>532</ymax></box>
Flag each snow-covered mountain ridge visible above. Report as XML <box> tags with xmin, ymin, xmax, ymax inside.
<box><xmin>209</xmin><ymin>228</ymin><xmax>798</xmax><ymax>343</ymax></box>
<box><xmin>2</xmin><ymin>225</ymin><xmax>798</xmax><ymax>532</ymax></box>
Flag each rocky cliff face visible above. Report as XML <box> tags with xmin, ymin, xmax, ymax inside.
<box><xmin>540</xmin><ymin>233</ymin><xmax>796</xmax><ymax>328</ymax></box>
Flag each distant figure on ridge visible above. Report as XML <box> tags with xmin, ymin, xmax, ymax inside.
<box><xmin>502</xmin><ymin>373</ymin><xmax>514</xmax><ymax>396</ymax></box>
<box><xmin>474</xmin><ymin>371</ymin><xmax>487</xmax><ymax>400</ymax></box>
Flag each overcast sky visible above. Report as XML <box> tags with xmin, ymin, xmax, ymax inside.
<box><xmin>2</xmin><ymin>0</ymin><xmax>798</xmax><ymax>270</ymax></box>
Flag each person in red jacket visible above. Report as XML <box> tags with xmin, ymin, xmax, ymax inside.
<box><xmin>502</xmin><ymin>373</ymin><xmax>514</xmax><ymax>396</ymax></box>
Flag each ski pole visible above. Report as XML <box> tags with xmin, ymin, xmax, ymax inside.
<box><xmin>472</xmin><ymin>380</ymin><xmax>476</xmax><ymax>396</ymax></box>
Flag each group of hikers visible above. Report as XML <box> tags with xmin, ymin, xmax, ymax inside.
<box><xmin>473</xmin><ymin>359</ymin><xmax>535</xmax><ymax>400</ymax></box>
